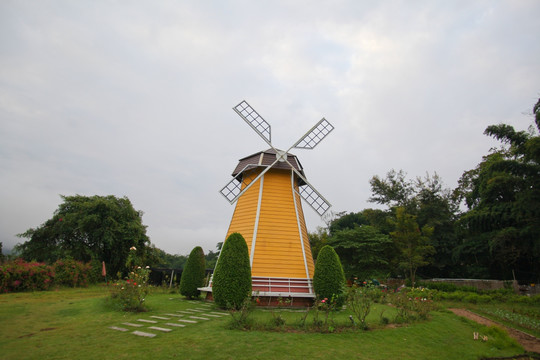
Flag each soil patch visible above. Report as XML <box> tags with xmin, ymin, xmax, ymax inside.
<box><xmin>449</xmin><ymin>308</ymin><xmax>540</xmax><ymax>354</ymax></box>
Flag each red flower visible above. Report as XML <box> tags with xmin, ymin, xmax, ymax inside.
<box><xmin>133</xmin><ymin>282</ymin><xmax>137</xmax><ymax>286</ymax></box>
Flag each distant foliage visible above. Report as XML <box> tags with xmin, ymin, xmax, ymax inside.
<box><xmin>212</xmin><ymin>233</ymin><xmax>252</xmax><ymax>309</ymax></box>
<box><xmin>16</xmin><ymin>195</ymin><xmax>151</xmax><ymax>277</ymax></box>
<box><xmin>313</xmin><ymin>245</ymin><xmax>346</xmax><ymax>307</ymax></box>
<box><xmin>179</xmin><ymin>246</ymin><xmax>206</xmax><ymax>299</ymax></box>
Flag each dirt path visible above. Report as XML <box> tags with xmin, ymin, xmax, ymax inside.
<box><xmin>449</xmin><ymin>308</ymin><xmax>540</xmax><ymax>354</ymax></box>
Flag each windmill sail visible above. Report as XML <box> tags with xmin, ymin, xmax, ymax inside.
<box><xmin>293</xmin><ymin>118</ymin><xmax>334</xmax><ymax>149</ymax></box>
<box><xmin>233</xmin><ymin>101</ymin><xmax>272</xmax><ymax>145</ymax></box>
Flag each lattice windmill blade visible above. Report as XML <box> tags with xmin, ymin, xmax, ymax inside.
<box><xmin>233</xmin><ymin>100</ymin><xmax>272</xmax><ymax>147</ymax></box>
<box><xmin>219</xmin><ymin>157</ymin><xmax>281</xmax><ymax>204</ymax></box>
<box><xmin>292</xmin><ymin>118</ymin><xmax>334</xmax><ymax>150</ymax></box>
<box><xmin>281</xmin><ymin>157</ymin><xmax>332</xmax><ymax>216</ymax></box>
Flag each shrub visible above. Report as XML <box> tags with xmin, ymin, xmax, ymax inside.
<box><xmin>110</xmin><ymin>265</ymin><xmax>151</xmax><ymax>312</ymax></box>
<box><xmin>313</xmin><ymin>245</ymin><xmax>346</xmax><ymax>307</ymax></box>
<box><xmin>347</xmin><ymin>283</ymin><xmax>379</xmax><ymax>329</ymax></box>
<box><xmin>52</xmin><ymin>258</ymin><xmax>92</xmax><ymax>287</ymax></box>
<box><xmin>179</xmin><ymin>246</ymin><xmax>206</xmax><ymax>299</ymax></box>
<box><xmin>0</xmin><ymin>259</ymin><xmax>54</xmax><ymax>293</ymax></box>
<box><xmin>212</xmin><ymin>233</ymin><xmax>252</xmax><ymax>309</ymax></box>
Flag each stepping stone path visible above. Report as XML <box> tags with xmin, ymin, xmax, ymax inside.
<box><xmin>108</xmin><ymin>306</ymin><xmax>224</xmax><ymax>338</ymax></box>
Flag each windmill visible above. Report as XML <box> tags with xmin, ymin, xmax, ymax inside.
<box><xmin>207</xmin><ymin>100</ymin><xmax>334</xmax><ymax>305</ymax></box>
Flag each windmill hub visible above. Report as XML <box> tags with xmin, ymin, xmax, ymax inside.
<box><xmin>276</xmin><ymin>149</ymin><xmax>287</xmax><ymax>162</ymax></box>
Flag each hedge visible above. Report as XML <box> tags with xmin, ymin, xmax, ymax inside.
<box><xmin>212</xmin><ymin>233</ymin><xmax>252</xmax><ymax>309</ymax></box>
<box><xmin>313</xmin><ymin>245</ymin><xmax>346</xmax><ymax>306</ymax></box>
<box><xmin>179</xmin><ymin>246</ymin><xmax>206</xmax><ymax>299</ymax></box>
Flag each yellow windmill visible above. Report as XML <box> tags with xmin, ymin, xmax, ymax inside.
<box><xmin>210</xmin><ymin>100</ymin><xmax>334</xmax><ymax>305</ymax></box>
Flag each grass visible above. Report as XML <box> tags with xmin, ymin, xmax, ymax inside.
<box><xmin>0</xmin><ymin>286</ymin><xmax>526</xmax><ymax>360</ymax></box>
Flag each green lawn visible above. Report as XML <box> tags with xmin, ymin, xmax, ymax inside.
<box><xmin>0</xmin><ymin>286</ymin><xmax>525</xmax><ymax>360</ymax></box>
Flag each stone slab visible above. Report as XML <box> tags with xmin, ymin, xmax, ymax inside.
<box><xmin>150</xmin><ymin>316</ymin><xmax>170</xmax><ymax>320</ymax></box>
<box><xmin>210</xmin><ymin>311</ymin><xmax>229</xmax><ymax>315</ymax></box>
<box><xmin>201</xmin><ymin>313</ymin><xmax>222</xmax><ymax>317</ymax></box>
<box><xmin>122</xmin><ymin>322</ymin><xmax>143</xmax><ymax>327</ymax></box>
<box><xmin>178</xmin><ymin>319</ymin><xmax>197</xmax><ymax>323</ymax></box>
<box><xmin>137</xmin><ymin>319</ymin><xmax>158</xmax><ymax>323</ymax></box>
<box><xmin>165</xmin><ymin>323</ymin><xmax>186</xmax><ymax>327</ymax></box>
<box><xmin>148</xmin><ymin>326</ymin><xmax>172</xmax><ymax>332</ymax></box>
<box><xmin>109</xmin><ymin>326</ymin><xmax>129</xmax><ymax>332</ymax></box>
<box><xmin>164</xmin><ymin>313</ymin><xmax>184</xmax><ymax>317</ymax></box>
<box><xmin>132</xmin><ymin>331</ymin><xmax>156</xmax><ymax>338</ymax></box>
<box><xmin>189</xmin><ymin>316</ymin><xmax>210</xmax><ymax>320</ymax></box>
<box><xmin>176</xmin><ymin>310</ymin><xmax>196</xmax><ymax>314</ymax></box>
<box><xmin>186</xmin><ymin>308</ymin><xmax>203</xmax><ymax>312</ymax></box>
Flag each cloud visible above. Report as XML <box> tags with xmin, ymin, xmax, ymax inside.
<box><xmin>1</xmin><ymin>0</ymin><xmax>539</xmax><ymax>255</ymax></box>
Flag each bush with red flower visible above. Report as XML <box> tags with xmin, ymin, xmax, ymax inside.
<box><xmin>0</xmin><ymin>258</ymin><xmax>98</xmax><ymax>293</ymax></box>
<box><xmin>0</xmin><ymin>259</ymin><xmax>54</xmax><ymax>293</ymax></box>
<box><xmin>109</xmin><ymin>247</ymin><xmax>150</xmax><ymax>312</ymax></box>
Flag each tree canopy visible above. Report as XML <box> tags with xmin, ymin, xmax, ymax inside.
<box><xmin>16</xmin><ymin>195</ymin><xmax>150</xmax><ymax>276</ymax></box>
<box><xmin>321</xmin><ymin>96</ymin><xmax>540</xmax><ymax>284</ymax></box>
<box><xmin>454</xmin><ymin>98</ymin><xmax>540</xmax><ymax>280</ymax></box>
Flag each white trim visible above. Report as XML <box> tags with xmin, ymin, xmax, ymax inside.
<box><xmin>291</xmin><ymin>171</ymin><xmax>311</xmax><ymax>286</ymax></box>
<box><xmin>250</xmin><ymin>174</ymin><xmax>264</xmax><ymax>267</ymax></box>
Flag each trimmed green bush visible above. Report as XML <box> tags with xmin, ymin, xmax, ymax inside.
<box><xmin>212</xmin><ymin>233</ymin><xmax>252</xmax><ymax>309</ymax></box>
<box><xmin>179</xmin><ymin>246</ymin><xmax>206</xmax><ymax>299</ymax></box>
<box><xmin>313</xmin><ymin>245</ymin><xmax>346</xmax><ymax>306</ymax></box>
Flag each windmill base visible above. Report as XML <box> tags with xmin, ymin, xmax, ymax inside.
<box><xmin>198</xmin><ymin>277</ymin><xmax>316</xmax><ymax>308</ymax></box>
<box><xmin>199</xmin><ymin>288</ymin><xmax>315</xmax><ymax>308</ymax></box>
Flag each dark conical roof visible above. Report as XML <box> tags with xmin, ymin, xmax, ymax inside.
<box><xmin>231</xmin><ymin>148</ymin><xmax>306</xmax><ymax>184</ymax></box>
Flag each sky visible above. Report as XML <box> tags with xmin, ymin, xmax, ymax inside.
<box><xmin>1</xmin><ymin>0</ymin><xmax>539</xmax><ymax>256</ymax></box>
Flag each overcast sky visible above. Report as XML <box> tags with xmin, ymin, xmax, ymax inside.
<box><xmin>1</xmin><ymin>1</ymin><xmax>539</xmax><ymax>256</ymax></box>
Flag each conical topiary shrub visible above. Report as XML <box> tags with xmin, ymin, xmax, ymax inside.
<box><xmin>179</xmin><ymin>246</ymin><xmax>206</xmax><ymax>299</ymax></box>
<box><xmin>313</xmin><ymin>245</ymin><xmax>346</xmax><ymax>306</ymax></box>
<box><xmin>212</xmin><ymin>233</ymin><xmax>252</xmax><ymax>309</ymax></box>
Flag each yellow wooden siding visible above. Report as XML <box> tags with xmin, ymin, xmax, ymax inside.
<box><xmin>225</xmin><ymin>171</ymin><xmax>261</xmax><ymax>250</ymax></box>
<box><xmin>294</xmin><ymin>182</ymin><xmax>315</xmax><ymax>277</ymax></box>
<box><xmin>225</xmin><ymin>168</ymin><xmax>315</xmax><ymax>279</ymax></box>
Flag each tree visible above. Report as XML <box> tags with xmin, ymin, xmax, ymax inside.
<box><xmin>328</xmin><ymin>225</ymin><xmax>393</xmax><ymax>281</ymax></box>
<box><xmin>390</xmin><ymin>207</ymin><xmax>434</xmax><ymax>286</ymax></box>
<box><xmin>16</xmin><ymin>195</ymin><xmax>150</xmax><ymax>276</ymax></box>
<box><xmin>369</xmin><ymin>171</ymin><xmax>458</xmax><ymax>277</ymax></box>
<box><xmin>179</xmin><ymin>246</ymin><xmax>206</xmax><ymax>299</ymax></box>
<box><xmin>455</xmin><ymin>97</ymin><xmax>540</xmax><ymax>281</ymax></box>
<box><xmin>308</xmin><ymin>227</ymin><xmax>329</xmax><ymax>260</ymax></box>
<box><xmin>313</xmin><ymin>245</ymin><xmax>346</xmax><ymax>306</ymax></box>
<box><xmin>212</xmin><ymin>233</ymin><xmax>252</xmax><ymax>309</ymax></box>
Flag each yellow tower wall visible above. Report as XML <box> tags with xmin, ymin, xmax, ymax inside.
<box><xmin>225</xmin><ymin>168</ymin><xmax>315</xmax><ymax>280</ymax></box>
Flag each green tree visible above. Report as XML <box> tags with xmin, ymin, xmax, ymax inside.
<box><xmin>313</xmin><ymin>245</ymin><xmax>346</xmax><ymax>306</ymax></box>
<box><xmin>455</xmin><ymin>97</ymin><xmax>540</xmax><ymax>281</ymax></box>
<box><xmin>16</xmin><ymin>195</ymin><xmax>150</xmax><ymax>276</ymax></box>
<box><xmin>328</xmin><ymin>225</ymin><xmax>392</xmax><ymax>281</ymax></box>
<box><xmin>179</xmin><ymin>246</ymin><xmax>206</xmax><ymax>299</ymax></box>
<box><xmin>212</xmin><ymin>233</ymin><xmax>252</xmax><ymax>309</ymax></box>
<box><xmin>390</xmin><ymin>207</ymin><xmax>434</xmax><ymax>286</ymax></box>
<box><xmin>369</xmin><ymin>171</ymin><xmax>458</xmax><ymax>277</ymax></box>
<box><xmin>308</xmin><ymin>227</ymin><xmax>329</xmax><ymax>260</ymax></box>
